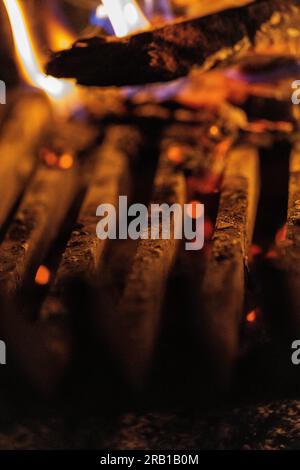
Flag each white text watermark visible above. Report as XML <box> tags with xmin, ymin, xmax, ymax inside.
<box><xmin>291</xmin><ymin>80</ymin><xmax>300</xmax><ymax>104</ymax></box>
<box><xmin>291</xmin><ymin>340</ymin><xmax>300</xmax><ymax>365</ymax></box>
<box><xmin>0</xmin><ymin>341</ymin><xmax>6</xmax><ymax>365</ymax></box>
<box><xmin>96</xmin><ymin>196</ymin><xmax>205</xmax><ymax>251</ymax></box>
<box><xmin>0</xmin><ymin>80</ymin><xmax>6</xmax><ymax>104</ymax></box>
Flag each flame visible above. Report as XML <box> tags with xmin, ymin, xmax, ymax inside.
<box><xmin>45</xmin><ymin>16</ymin><xmax>74</xmax><ymax>52</ymax></box>
<box><xmin>99</xmin><ymin>0</ymin><xmax>150</xmax><ymax>37</ymax></box>
<box><xmin>3</xmin><ymin>0</ymin><xmax>73</xmax><ymax>100</ymax></box>
<box><xmin>96</xmin><ymin>4</ymin><xmax>107</xmax><ymax>19</ymax></box>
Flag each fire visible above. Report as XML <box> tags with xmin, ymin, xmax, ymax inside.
<box><xmin>48</xmin><ymin>24</ymin><xmax>73</xmax><ymax>52</ymax></box>
<box><xmin>3</xmin><ymin>0</ymin><xmax>73</xmax><ymax>100</ymax></box>
<box><xmin>99</xmin><ymin>0</ymin><xmax>150</xmax><ymax>37</ymax></box>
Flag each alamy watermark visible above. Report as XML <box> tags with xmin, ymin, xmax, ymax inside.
<box><xmin>0</xmin><ymin>341</ymin><xmax>6</xmax><ymax>365</ymax></box>
<box><xmin>291</xmin><ymin>340</ymin><xmax>300</xmax><ymax>365</ymax></box>
<box><xmin>292</xmin><ymin>80</ymin><xmax>300</xmax><ymax>104</ymax></box>
<box><xmin>96</xmin><ymin>196</ymin><xmax>205</xmax><ymax>251</ymax></box>
<box><xmin>0</xmin><ymin>80</ymin><xmax>6</xmax><ymax>104</ymax></box>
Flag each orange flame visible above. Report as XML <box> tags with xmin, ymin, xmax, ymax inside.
<box><xmin>3</xmin><ymin>0</ymin><xmax>73</xmax><ymax>100</ymax></box>
<box><xmin>99</xmin><ymin>0</ymin><xmax>150</xmax><ymax>37</ymax></box>
<box><xmin>45</xmin><ymin>12</ymin><xmax>74</xmax><ymax>51</ymax></box>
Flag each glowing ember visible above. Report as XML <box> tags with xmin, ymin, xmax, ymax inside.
<box><xmin>248</xmin><ymin>244</ymin><xmax>263</xmax><ymax>263</ymax></box>
<box><xmin>246</xmin><ymin>120</ymin><xmax>294</xmax><ymax>134</ymax></box>
<box><xmin>187</xmin><ymin>200</ymin><xmax>203</xmax><ymax>219</ymax></box>
<box><xmin>59</xmin><ymin>153</ymin><xmax>74</xmax><ymax>170</ymax></box>
<box><xmin>100</xmin><ymin>0</ymin><xmax>150</xmax><ymax>37</ymax></box>
<box><xmin>275</xmin><ymin>224</ymin><xmax>287</xmax><ymax>244</ymax></box>
<box><xmin>246</xmin><ymin>310</ymin><xmax>257</xmax><ymax>323</ymax></box>
<box><xmin>250</xmin><ymin>244</ymin><xmax>263</xmax><ymax>257</ymax></box>
<box><xmin>3</xmin><ymin>0</ymin><xmax>73</xmax><ymax>99</ymax></box>
<box><xmin>204</xmin><ymin>220</ymin><xmax>214</xmax><ymax>240</ymax></box>
<box><xmin>166</xmin><ymin>145</ymin><xmax>184</xmax><ymax>164</ymax></box>
<box><xmin>40</xmin><ymin>147</ymin><xmax>59</xmax><ymax>167</ymax></box>
<box><xmin>187</xmin><ymin>174</ymin><xmax>221</xmax><ymax>195</ymax></box>
<box><xmin>209</xmin><ymin>125</ymin><xmax>221</xmax><ymax>138</ymax></box>
<box><xmin>35</xmin><ymin>265</ymin><xmax>51</xmax><ymax>286</ymax></box>
<box><xmin>265</xmin><ymin>249</ymin><xmax>277</xmax><ymax>260</ymax></box>
<box><xmin>40</xmin><ymin>147</ymin><xmax>74</xmax><ymax>170</ymax></box>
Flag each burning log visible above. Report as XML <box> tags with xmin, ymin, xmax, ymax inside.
<box><xmin>0</xmin><ymin>91</ymin><xmax>53</xmax><ymax>230</ymax></box>
<box><xmin>198</xmin><ymin>144</ymin><xmax>260</xmax><ymax>388</ymax></box>
<box><xmin>0</xmin><ymin>104</ymin><xmax>96</xmax><ymax>298</ymax></box>
<box><xmin>286</xmin><ymin>145</ymin><xmax>300</xmax><ymax>244</ymax></box>
<box><xmin>97</xmin><ymin>159</ymin><xmax>186</xmax><ymax>391</ymax></box>
<box><xmin>0</xmin><ymin>160</ymin><xmax>79</xmax><ymax>297</ymax></box>
<box><xmin>39</xmin><ymin>125</ymin><xmax>136</xmax><ymax>320</ymax></box>
<box><xmin>267</xmin><ymin>144</ymin><xmax>300</xmax><ymax>336</ymax></box>
<box><xmin>0</xmin><ymin>118</ymin><xmax>100</xmax><ymax>395</ymax></box>
<box><xmin>283</xmin><ymin>144</ymin><xmax>300</xmax><ymax>333</ymax></box>
<box><xmin>46</xmin><ymin>0</ymin><xmax>300</xmax><ymax>87</ymax></box>
<box><xmin>13</xmin><ymin>125</ymin><xmax>138</xmax><ymax>394</ymax></box>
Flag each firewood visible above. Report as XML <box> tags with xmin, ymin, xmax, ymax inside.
<box><xmin>0</xmin><ymin>112</ymin><xmax>98</xmax><ymax>394</ymax></box>
<box><xmin>46</xmin><ymin>0</ymin><xmax>300</xmax><ymax>87</ymax></box>
<box><xmin>198</xmin><ymin>144</ymin><xmax>260</xmax><ymax>389</ymax></box>
<box><xmin>0</xmin><ymin>106</ymin><xmax>97</xmax><ymax>296</ymax></box>
<box><xmin>0</xmin><ymin>90</ymin><xmax>53</xmax><ymax>230</ymax></box>
<box><xmin>39</xmin><ymin>125</ymin><xmax>137</xmax><ymax>320</ymax></box>
<box><xmin>97</xmin><ymin>158</ymin><xmax>186</xmax><ymax>391</ymax></box>
<box><xmin>0</xmin><ymin>161</ymin><xmax>79</xmax><ymax>297</ymax></box>
<box><xmin>283</xmin><ymin>144</ymin><xmax>300</xmax><ymax>333</ymax></box>
<box><xmin>16</xmin><ymin>126</ymin><xmax>138</xmax><ymax>394</ymax></box>
<box><xmin>286</xmin><ymin>145</ymin><xmax>300</xmax><ymax>244</ymax></box>
<box><xmin>268</xmin><ymin>144</ymin><xmax>300</xmax><ymax>336</ymax></box>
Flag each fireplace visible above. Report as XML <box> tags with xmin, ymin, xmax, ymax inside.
<box><xmin>0</xmin><ymin>0</ymin><xmax>299</xmax><ymax>452</ymax></box>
